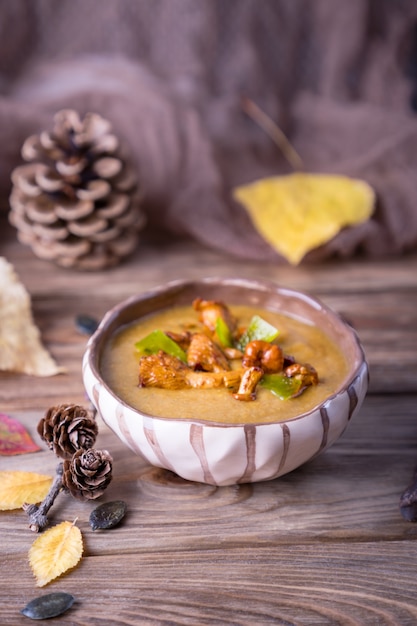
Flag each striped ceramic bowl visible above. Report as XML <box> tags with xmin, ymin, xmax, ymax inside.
<box><xmin>82</xmin><ymin>278</ymin><xmax>368</xmax><ymax>486</ymax></box>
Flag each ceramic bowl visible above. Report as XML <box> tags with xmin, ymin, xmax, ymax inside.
<box><xmin>82</xmin><ymin>278</ymin><xmax>368</xmax><ymax>486</ymax></box>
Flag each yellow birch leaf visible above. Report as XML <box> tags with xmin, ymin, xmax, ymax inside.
<box><xmin>233</xmin><ymin>173</ymin><xmax>375</xmax><ymax>265</ymax></box>
<box><xmin>29</xmin><ymin>520</ymin><xmax>83</xmax><ymax>587</ymax></box>
<box><xmin>0</xmin><ymin>471</ymin><xmax>53</xmax><ymax>510</ymax></box>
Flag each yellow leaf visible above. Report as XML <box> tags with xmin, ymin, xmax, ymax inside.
<box><xmin>0</xmin><ymin>471</ymin><xmax>53</xmax><ymax>510</ymax></box>
<box><xmin>29</xmin><ymin>520</ymin><xmax>83</xmax><ymax>587</ymax></box>
<box><xmin>233</xmin><ymin>173</ymin><xmax>375</xmax><ymax>265</ymax></box>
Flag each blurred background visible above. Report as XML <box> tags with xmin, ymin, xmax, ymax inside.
<box><xmin>1</xmin><ymin>0</ymin><xmax>416</xmax><ymax>262</ymax></box>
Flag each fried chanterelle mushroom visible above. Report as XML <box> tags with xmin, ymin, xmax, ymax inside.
<box><xmin>192</xmin><ymin>297</ymin><xmax>237</xmax><ymax>336</ymax></box>
<box><xmin>186</xmin><ymin>333</ymin><xmax>230</xmax><ymax>373</ymax></box>
<box><xmin>138</xmin><ymin>351</ymin><xmax>239</xmax><ymax>390</ymax></box>
<box><xmin>136</xmin><ymin>298</ymin><xmax>319</xmax><ymax>401</ymax></box>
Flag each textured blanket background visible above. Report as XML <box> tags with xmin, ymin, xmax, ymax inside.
<box><xmin>1</xmin><ymin>0</ymin><xmax>417</xmax><ymax>262</ymax></box>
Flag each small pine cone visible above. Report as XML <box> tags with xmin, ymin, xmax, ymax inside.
<box><xmin>9</xmin><ymin>109</ymin><xmax>146</xmax><ymax>270</ymax></box>
<box><xmin>62</xmin><ymin>448</ymin><xmax>113</xmax><ymax>501</ymax></box>
<box><xmin>38</xmin><ymin>404</ymin><xmax>98</xmax><ymax>460</ymax></box>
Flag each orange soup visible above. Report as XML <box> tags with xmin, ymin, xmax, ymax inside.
<box><xmin>100</xmin><ymin>304</ymin><xmax>348</xmax><ymax>424</ymax></box>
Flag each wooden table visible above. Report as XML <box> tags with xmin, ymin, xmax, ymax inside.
<box><xmin>1</xmin><ymin>213</ymin><xmax>417</xmax><ymax>625</ymax></box>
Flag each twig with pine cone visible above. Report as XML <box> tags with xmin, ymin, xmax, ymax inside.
<box><xmin>23</xmin><ymin>404</ymin><xmax>113</xmax><ymax>532</ymax></box>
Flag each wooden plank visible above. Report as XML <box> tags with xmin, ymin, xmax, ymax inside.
<box><xmin>2</xmin><ymin>542</ymin><xmax>417</xmax><ymax>625</ymax></box>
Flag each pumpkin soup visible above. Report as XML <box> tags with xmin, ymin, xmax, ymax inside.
<box><xmin>100</xmin><ymin>303</ymin><xmax>348</xmax><ymax>424</ymax></box>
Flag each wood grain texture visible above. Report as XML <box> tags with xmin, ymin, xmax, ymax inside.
<box><xmin>1</xmin><ymin>214</ymin><xmax>417</xmax><ymax>625</ymax></box>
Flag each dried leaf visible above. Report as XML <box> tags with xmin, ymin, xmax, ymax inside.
<box><xmin>21</xmin><ymin>592</ymin><xmax>75</xmax><ymax>620</ymax></box>
<box><xmin>0</xmin><ymin>471</ymin><xmax>52</xmax><ymax>510</ymax></box>
<box><xmin>233</xmin><ymin>173</ymin><xmax>375</xmax><ymax>265</ymax></box>
<box><xmin>29</xmin><ymin>520</ymin><xmax>83</xmax><ymax>587</ymax></box>
<box><xmin>0</xmin><ymin>257</ymin><xmax>65</xmax><ymax>376</ymax></box>
<box><xmin>0</xmin><ymin>413</ymin><xmax>41</xmax><ymax>456</ymax></box>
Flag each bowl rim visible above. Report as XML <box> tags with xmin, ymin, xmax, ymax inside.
<box><xmin>85</xmin><ymin>277</ymin><xmax>368</xmax><ymax>427</ymax></box>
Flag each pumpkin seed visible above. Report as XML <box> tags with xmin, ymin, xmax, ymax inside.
<box><xmin>75</xmin><ymin>314</ymin><xmax>99</xmax><ymax>336</ymax></box>
<box><xmin>89</xmin><ymin>500</ymin><xmax>127</xmax><ymax>531</ymax></box>
<box><xmin>21</xmin><ymin>592</ymin><xmax>74</xmax><ymax>620</ymax></box>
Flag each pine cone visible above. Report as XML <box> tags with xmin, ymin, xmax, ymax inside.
<box><xmin>38</xmin><ymin>404</ymin><xmax>98</xmax><ymax>460</ymax></box>
<box><xmin>62</xmin><ymin>448</ymin><xmax>113</xmax><ymax>501</ymax></box>
<box><xmin>9</xmin><ymin>109</ymin><xmax>145</xmax><ymax>270</ymax></box>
